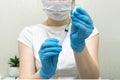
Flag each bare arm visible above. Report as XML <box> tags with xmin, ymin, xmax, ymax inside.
<box><xmin>18</xmin><ymin>42</ymin><xmax>42</xmax><ymax>79</ymax></box>
<box><xmin>74</xmin><ymin>34</ymin><xmax>100</xmax><ymax>79</ymax></box>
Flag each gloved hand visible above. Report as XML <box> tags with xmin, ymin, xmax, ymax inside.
<box><xmin>38</xmin><ymin>38</ymin><xmax>62</xmax><ymax>79</ymax></box>
<box><xmin>70</xmin><ymin>7</ymin><xmax>94</xmax><ymax>52</ymax></box>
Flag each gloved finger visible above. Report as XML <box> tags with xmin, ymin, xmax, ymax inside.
<box><xmin>76</xmin><ymin>23</ymin><xmax>93</xmax><ymax>38</ymax></box>
<box><xmin>75</xmin><ymin>7</ymin><xmax>90</xmax><ymax>17</ymax></box>
<box><xmin>71</xmin><ymin>13</ymin><xmax>94</xmax><ymax>29</ymax></box>
<box><xmin>44</xmin><ymin>52</ymin><xmax>61</xmax><ymax>57</ymax></box>
<box><xmin>71</xmin><ymin>15</ymin><xmax>80</xmax><ymax>23</ymax></box>
<box><xmin>71</xmin><ymin>23</ymin><xmax>93</xmax><ymax>40</ymax></box>
<box><xmin>41</xmin><ymin>46</ymin><xmax>62</xmax><ymax>53</ymax></box>
<box><xmin>71</xmin><ymin>16</ymin><xmax>88</xmax><ymax>27</ymax></box>
<box><xmin>71</xmin><ymin>16</ymin><xmax>90</xmax><ymax>29</ymax></box>
<box><xmin>45</xmin><ymin>38</ymin><xmax>59</xmax><ymax>43</ymax></box>
<box><xmin>71</xmin><ymin>11</ymin><xmax>92</xmax><ymax>25</ymax></box>
<box><xmin>73</xmin><ymin>11</ymin><xmax>92</xmax><ymax>24</ymax></box>
<box><xmin>41</xmin><ymin>41</ymin><xmax>59</xmax><ymax>49</ymax></box>
<box><xmin>72</xmin><ymin>20</ymin><xmax>91</xmax><ymax>34</ymax></box>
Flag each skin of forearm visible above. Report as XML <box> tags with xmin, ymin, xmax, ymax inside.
<box><xmin>74</xmin><ymin>46</ymin><xmax>99</xmax><ymax>79</ymax></box>
<box><xmin>20</xmin><ymin>70</ymin><xmax>43</xmax><ymax>79</ymax></box>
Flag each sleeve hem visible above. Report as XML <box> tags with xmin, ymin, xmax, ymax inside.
<box><xmin>87</xmin><ymin>27</ymin><xmax>99</xmax><ymax>39</ymax></box>
<box><xmin>18</xmin><ymin>38</ymin><xmax>33</xmax><ymax>49</ymax></box>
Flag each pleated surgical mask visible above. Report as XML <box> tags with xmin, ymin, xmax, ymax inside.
<box><xmin>41</xmin><ymin>0</ymin><xmax>71</xmax><ymax>21</ymax></box>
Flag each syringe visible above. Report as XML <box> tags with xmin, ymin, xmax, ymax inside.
<box><xmin>58</xmin><ymin>0</ymin><xmax>75</xmax><ymax>45</ymax></box>
<box><xmin>58</xmin><ymin>22</ymin><xmax>70</xmax><ymax>45</ymax></box>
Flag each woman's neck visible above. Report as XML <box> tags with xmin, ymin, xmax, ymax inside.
<box><xmin>43</xmin><ymin>17</ymin><xmax>71</xmax><ymax>27</ymax></box>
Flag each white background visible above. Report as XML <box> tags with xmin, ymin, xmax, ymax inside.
<box><xmin>0</xmin><ymin>0</ymin><xmax>120</xmax><ymax>79</ymax></box>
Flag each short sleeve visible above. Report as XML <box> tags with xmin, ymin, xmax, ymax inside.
<box><xmin>87</xmin><ymin>26</ymin><xmax>99</xmax><ymax>39</ymax></box>
<box><xmin>17</xmin><ymin>27</ymin><xmax>33</xmax><ymax>48</ymax></box>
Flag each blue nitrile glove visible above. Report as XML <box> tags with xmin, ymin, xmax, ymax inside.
<box><xmin>70</xmin><ymin>7</ymin><xmax>94</xmax><ymax>52</ymax></box>
<box><xmin>38</xmin><ymin>38</ymin><xmax>62</xmax><ymax>79</ymax></box>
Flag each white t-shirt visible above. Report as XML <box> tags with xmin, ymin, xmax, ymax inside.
<box><xmin>18</xmin><ymin>23</ymin><xmax>99</xmax><ymax>79</ymax></box>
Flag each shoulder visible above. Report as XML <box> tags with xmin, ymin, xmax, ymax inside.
<box><xmin>17</xmin><ymin>24</ymin><xmax>44</xmax><ymax>48</ymax></box>
<box><xmin>20</xmin><ymin>24</ymin><xmax>46</xmax><ymax>35</ymax></box>
<box><xmin>21</xmin><ymin>24</ymin><xmax>41</xmax><ymax>33</ymax></box>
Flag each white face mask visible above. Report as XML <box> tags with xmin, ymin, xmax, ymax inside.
<box><xmin>41</xmin><ymin>0</ymin><xmax>71</xmax><ymax>21</ymax></box>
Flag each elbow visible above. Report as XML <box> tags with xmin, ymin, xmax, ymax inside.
<box><xmin>19</xmin><ymin>75</ymin><xmax>34</xmax><ymax>79</ymax></box>
<box><xmin>79</xmin><ymin>68</ymin><xmax>100</xmax><ymax>79</ymax></box>
<box><xmin>19</xmin><ymin>75</ymin><xmax>30</xmax><ymax>79</ymax></box>
<box><xmin>88</xmin><ymin>69</ymin><xmax>100</xmax><ymax>79</ymax></box>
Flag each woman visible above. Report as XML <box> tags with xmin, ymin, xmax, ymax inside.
<box><xmin>18</xmin><ymin>0</ymin><xmax>99</xmax><ymax>79</ymax></box>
